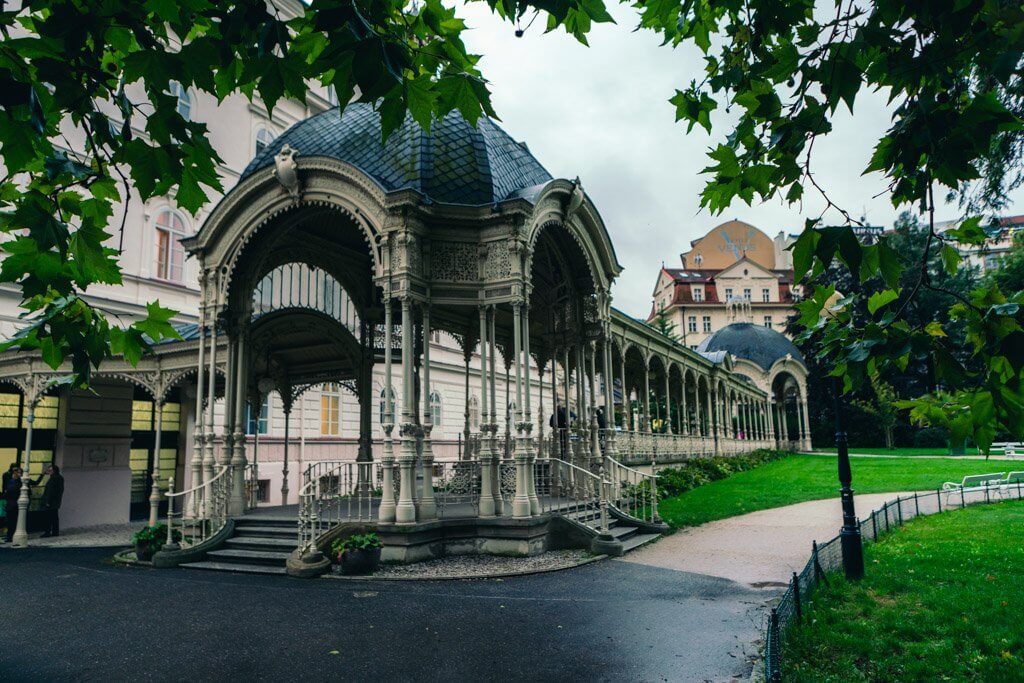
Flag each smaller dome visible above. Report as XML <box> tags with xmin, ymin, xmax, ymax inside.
<box><xmin>697</xmin><ymin>323</ymin><xmax>805</xmax><ymax>371</ymax></box>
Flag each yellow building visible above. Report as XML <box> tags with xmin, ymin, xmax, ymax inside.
<box><xmin>649</xmin><ymin>220</ymin><xmax>798</xmax><ymax>348</ymax></box>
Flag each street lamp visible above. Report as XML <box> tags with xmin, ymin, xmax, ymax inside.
<box><xmin>834</xmin><ymin>379</ymin><xmax>864</xmax><ymax>579</ymax></box>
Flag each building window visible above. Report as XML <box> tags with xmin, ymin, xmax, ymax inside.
<box><xmin>246</xmin><ymin>397</ymin><xmax>268</xmax><ymax>435</ymax></box>
<box><xmin>321</xmin><ymin>383</ymin><xmax>341</xmax><ymax>435</ymax></box>
<box><xmin>690</xmin><ymin>344</ymin><xmax>698</xmax><ymax>350</ymax></box>
<box><xmin>702</xmin><ymin>316</ymin><xmax>712</xmax><ymax>333</ymax></box>
<box><xmin>763</xmin><ymin>315</ymin><xmax>773</xmax><ymax>328</ymax></box>
<box><xmin>255</xmin><ymin>127</ymin><xmax>275</xmax><ymax>156</ymax></box>
<box><xmin>154</xmin><ymin>209</ymin><xmax>186</xmax><ymax>282</ymax></box>
<box><xmin>724</xmin><ymin>288</ymin><xmax>733</xmax><ymax>299</ymax></box>
<box><xmin>429</xmin><ymin>391</ymin><xmax>442</xmax><ymax>426</ymax></box>
<box><xmin>743</xmin><ymin>288</ymin><xmax>751</xmax><ymax>300</ymax></box>
<box><xmin>762</xmin><ymin>288</ymin><xmax>770</xmax><ymax>302</ymax></box>
<box><xmin>169</xmin><ymin>81</ymin><xmax>191</xmax><ymax>120</ymax></box>
<box><xmin>469</xmin><ymin>396</ymin><xmax>479</xmax><ymax>430</ymax></box>
<box><xmin>379</xmin><ymin>388</ymin><xmax>396</xmax><ymax>425</ymax></box>
<box><xmin>687</xmin><ymin>315</ymin><xmax>697</xmax><ymax>333</ymax></box>
<box><xmin>693</xmin><ymin>287</ymin><xmax>703</xmax><ymax>302</ymax></box>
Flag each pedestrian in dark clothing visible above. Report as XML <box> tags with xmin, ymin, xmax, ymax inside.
<box><xmin>1</xmin><ymin>463</ymin><xmax>15</xmax><ymax>531</ymax></box>
<box><xmin>596</xmin><ymin>407</ymin><xmax>607</xmax><ymax>430</ymax></box>
<box><xmin>4</xmin><ymin>466</ymin><xmax>23</xmax><ymax>543</ymax></box>
<box><xmin>33</xmin><ymin>464</ymin><xmax>64</xmax><ymax>537</ymax></box>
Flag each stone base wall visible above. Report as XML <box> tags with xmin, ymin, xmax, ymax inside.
<box><xmin>377</xmin><ymin>516</ymin><xmax>555</xmax><ymax>564</ymax></box>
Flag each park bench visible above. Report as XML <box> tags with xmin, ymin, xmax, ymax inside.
<box><xmin>991</xmin><ymin>442</ymin><xmax>1024</xmax><ymax>458</ymax></box>
<box><xmin>997</xmin><ymin>471</ymin><xmax>1024</xmax><ymax>499</ymax></box>
<box><xmin>941</xmin><ymin>472</ymin><xmax>1006</xmax><ymax>506</ymax></box>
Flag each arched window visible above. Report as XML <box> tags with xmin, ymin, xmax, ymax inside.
<box><xmin>169</xmin><ymin>81</ymin><xmax>191</xmax><ymax>120</ymax></box>
<box><xmin>429</xmin><ymin>391</ymin><xmax>442</xmax><ymax>426</ymax></box>
<box><xmin>255</xmin><ymin>127</ymin><xmax>275</xmax><ymax>156</ymax></box>
<box><xmin>321</xmin><ymin>383</ymin><xmax>340</xmax><ymax>435</ymax></box>
<box><xmin>468</xmin><ymin>396</ymin><xmax>479</xmax><ymax>430</ymax></box>
<box><xmin>379</xmin><ymin>388</ymin><xmax>396</xmax><ymax>425</ymax></box>
<box><xmin>154</xmin><ymin>209</ymin><xmax>187</xmax><ymax>282</ymax></box>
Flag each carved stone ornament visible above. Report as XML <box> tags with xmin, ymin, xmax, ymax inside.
<box><xmin>274</xmin><ymin>144</ymin><xmax>302</xmax><ymax>201</ymax></box>
<box><xmin>566</xmin><ymin>176</ymin><xmax>585</xmax><ymax>218</ymax></box>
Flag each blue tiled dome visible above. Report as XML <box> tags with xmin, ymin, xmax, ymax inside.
<box><xmin>242</xmin><ymin>103</ymin><xmax>553</xmax><ymax>206</ymax></box>
<box><xmin>697</xmin><ymin>323</ymin><xmax>805</xmax><ymax>371</ymax></box>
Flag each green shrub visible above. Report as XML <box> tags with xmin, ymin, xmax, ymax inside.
<box><xmin>130</xmin><ymin>524</ymin><xmax>181</xmax><ymax>553</ymax></box>
<box><xmin>330</xmin><ymin>532</ymin><xmax>382</xmax><ymax>560</ymax></box>
<box><xmin>656</xmin><ymin>449</ymin><xmax>790</xmax><ymax>499</ymax></box>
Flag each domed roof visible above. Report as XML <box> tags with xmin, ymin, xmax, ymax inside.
<box><xmin>696</xmin><ymin>322</ymin><xmax>805</xmax><ymax>371</ymax></box>
<box><xmin>242</xmin><ymin>103</ymin><xmax>553</xmax><ymax>206</ymax></box>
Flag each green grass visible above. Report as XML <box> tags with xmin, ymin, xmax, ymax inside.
<box><xmin>658</xmin><ymin>454</ymin><xmax>1021</xmax><ymax>528</ymax></box>
<box><xmin>811</xmin><ymin>447</ymin><xmax>981</xmax><ymax>456</ymax></box>
<box><xmin>783</xmin><ymin>500</ymin><xmax>1024</xmax><ymax>681</ymax></box>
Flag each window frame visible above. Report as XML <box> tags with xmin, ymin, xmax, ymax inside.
<box><xmin>320</xmin><ymin>383</ymin><xmax>341</xmax><ymax>436</ymax></box>
<box><xmin>153</xmin><ymin>208</ymin><xmax>188</xmax><ymax>283</ymax></box>
<box><xmin>169</xmin><ymin>81</ymin><xmax>192</xmax><ymax>121</ymax></box>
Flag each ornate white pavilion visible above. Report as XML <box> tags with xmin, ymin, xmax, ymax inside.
<box><xmin>0</xmin><ymin>105</ymin><xmax>810</xmax><ymax>571</ymax></box>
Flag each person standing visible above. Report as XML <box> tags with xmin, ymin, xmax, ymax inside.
<box><xmin>34</xmin><ymin>464</ymin><xmax>64</xmax><ymax>538</ymax></box>
<box><xmin>3</xmin><ymin>466</ymin><xmax>22</xmax><ymax>543</ymax></box>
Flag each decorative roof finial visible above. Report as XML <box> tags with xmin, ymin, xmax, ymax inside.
<box><xmin>274</xmin><ymin>144</ymin><xmax>301</xmax><ymax>201</ymax></box>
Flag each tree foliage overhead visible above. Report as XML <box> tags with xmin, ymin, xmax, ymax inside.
<box><xmin>1</xmin><ymin>0</ymin><xmax>1023</xmax><ymax>450</ymax></box>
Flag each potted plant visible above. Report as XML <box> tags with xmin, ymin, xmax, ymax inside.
<box><xmin>330</xmin><ymin>533</ymin><xmax>383</xmax><ymax>575</ymax></box>
<box><xmin>131</xmin><ymin>524</ymin><xmax>181</xmax><ymax>562</ymax></box>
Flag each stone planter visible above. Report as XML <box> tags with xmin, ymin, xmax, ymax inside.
<box><xmin>340</xmin><ymin>547</ymin><xmax>381</xmax><ymax>575</ymax></box>
<box><xmin>135</xmin><ymin>540</ymin><xmax>155</xmax><ymax>562</ymax></box>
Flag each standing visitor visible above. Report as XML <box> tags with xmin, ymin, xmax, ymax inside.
<box><xmin>3</xmin><ymin>466</ymin><xmax>23</xmax><ymax>543</ymax></box>
<box><xmin>34</xmin><ymin>464</ymin><xmax>64</xmax><ymax>538</ymax></box>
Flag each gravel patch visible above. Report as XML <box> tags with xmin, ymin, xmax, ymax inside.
<box><xmin>0</xmin><ymin>524</ymin><xmax>143</xmax><ymax>549</ymax></box>
<box><xmin>329</xmin><ymin>549</ymin><xmax>596</xmax><ymax>580</ymax></box>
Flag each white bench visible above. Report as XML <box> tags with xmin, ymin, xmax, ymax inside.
<box><xmin>991</xmin><ymin>442</ymin><xmax>1023</xmax><ymax>458</ymax></box>
<box><xmin>942</xmin><ymin>472</ymin><xmax>1006</xmax><ymax>505</ymax></box>
<box><xmin>997</xmin><ymin>471</ymin><xmax>1024</xmax><ymax>499</ymax></box>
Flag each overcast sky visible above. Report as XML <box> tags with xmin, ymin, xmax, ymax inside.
<box><xmin>457</xmin><ymin>3</ymin><xmax>1024</xmax><ymax>318</ymax></box>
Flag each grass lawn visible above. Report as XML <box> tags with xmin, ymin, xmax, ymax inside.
<box><xmin>658</xmin><ymin>454</ymin><xmax>1022</xmax><ymax>528</ymax></box>
<box><xmin>783</xmin><ymin>500</ymin><xmax>1024</xmax><ymax>681</ymax></box>
<box><xmin>811</xmin><ymin>446</ymin><xmax>981</xmax><ymax>456</ymax></box>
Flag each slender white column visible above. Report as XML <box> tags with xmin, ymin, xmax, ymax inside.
<box><xmin>619</xmin><ymin>352</ymin><xmax>630</xmax><ymax>431</ymax></box>
<box><xmin>148</xmin><ymin>401</ymin><xmax>164</xmax><ymax>527</ymax></box>
<box><xmin>281</xmin><ymin>404</ymin><xmax>291</xmax><ymax>506</ymax></box>
<box><xmin>680</xmin><ymin>375</ymin><xmax>689</xmax><ymax>435</ymax></box>
<box><xmin>379</xmin><ymin>298</ymin><xmax>397</xmax><ymax>522</ymax></box>
<box><xmin>477</xmin><ymin>305</ymin><xmax>495</xmax><ymax>516</ymax></box>
<box><xmin>203</xmin><ymin>309</ymin><xmax>218</xmax><ymax>518</ymax></box>
<box><xmin>396</xmin><ymin>296</ymin><xmax>417</xmax><ymax>524</ymax></box>
<box><xmin>488</xmin><ymin>306</ymin><xmax>502</xmax><ymax>515</ymax></box>
<box><xmin>229</xmin><ymin>335</ymin><xmax>248</xmax><ymax>515</ymax></box>
<box><xmin>189</xmin><ymin>289</ymin><xmax>207</xmax><ymax>518</ymax></box>
<box><xmin>524</xmin><ymin>305</ymin><xmax>539</xmax><ymax>514</ymax></box>
<box><xmin>11</xmin><ymin>403</ymin><xmax>34</xmax><ymax>548</ymax></box>
<box><xmin>642</xmin><ymin>361</ymin><xmax>651</xmax><ymax>433</ymax></box>
<box><xmin>800</xmin><ymin>395</ymin><xmax>812</xmax><ymax>450</ymax></box>
<box><xmin>587</xmin><ymin>342</ymin><xmax>599</xmax><ymax>460</ymax></box>
<box><xmin>418</xmin><ymin>305</ymin><xmax>437</xmax><ymax>520</ymax></box>
<box><xmin>663</xmin><ymin>365</ymin><xmax>672</xmax><ymax>435</ymax></box>
<box><xmin>511</xmin><ymin>302</ymin><xmax>530</xmax><ymax>518</ymax></box>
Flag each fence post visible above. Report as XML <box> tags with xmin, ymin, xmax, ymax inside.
<box><xmin>884</xmin><ymin>502</ymin><xmax>890</xmax><ymax>532</ymax></box>
<box><xmin>769</xmin><ymin>608</ymin><xmax>782</xmax><ymax>683</ymax></box>
<box><xmin>913</xmin><ymin>491</ymin><xmax>919</xmax><ymax>517</ymax></box>
<box><xmin>792</xmin><ymin>572</ymin><xmax>802</xmax><ymax>621</ymax></box>
<box><xmin>984</xmin><ymin>483</ymin><xmax>990</xmax><ymax>504</ymax></box>
<box><xmin>897</xmin><ymin>496</ymin><xmax>903</xmax><ymax>525</ymax></box>
<box><xmin>962</xmin><ymin>485</ymin><xmax>966</xmax><ymax>508</ymax></box>
<box><xmin>812</xmin><ymin>541</ymin><xmax>822</xmax><ymax>583</ymax></box>
<box><xmin>871</xmin><ymin>510</ymin><xmax>877</xmax><ymax>540</ymax></box>
<box><xmin>937</xmin><ymin>489</ymin><xmax>942</xmax><ymax>513</ymax></box>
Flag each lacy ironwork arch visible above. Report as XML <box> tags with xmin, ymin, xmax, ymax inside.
<box><xmin>251</xmin><ymin>262</ymin><xmax>362</xmax><ymax>341</ymax></box>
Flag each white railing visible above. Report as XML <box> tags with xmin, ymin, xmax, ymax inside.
<box><xmin>244</xmin><ymin>462</ymin><xmax>260</xmax><ymax>510</ymax></box>
<box><xmin>535</xmin><ymin>456</ymin><xmax>607</xmax><ymax>534</ymax></box>
<box><xmin>297</xmin><ymin>460</ymin><xmax>378</xmax><ymax>553</ymax></box>
<box><xmin>164</xmin><ymin>465</ymin><xmax>231</xmax><ymax>549</ymax></box>
<box><xmin>605</xmin><ymin>455</ymin><xmax>660</xmax><ymax>525</ymax></box>
<box><xmin>613</xmin><ymin>430</ymin><xmax>771</xmax><ymax>463</ymax></box>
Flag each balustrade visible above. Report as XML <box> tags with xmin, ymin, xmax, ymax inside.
<box><xmin>164</xmin><ymin>465</ymin><xmax>231</xmax><ymax>551</ymax></box>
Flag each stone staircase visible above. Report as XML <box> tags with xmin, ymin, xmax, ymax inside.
<box><xmin>563</xmin><ymin>508</ymin><xmax>662</xmax><ymax>553</ymax></box>
<box><xmin>180</xmin><ymin>516</ymin><xmax>294</xmax><ymax>576</ymax></box>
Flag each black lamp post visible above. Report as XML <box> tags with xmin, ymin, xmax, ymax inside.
<box><xmin>834</xmin><ymin>380</ymin><xmax>864</xmax><ymax>579</ymax></box>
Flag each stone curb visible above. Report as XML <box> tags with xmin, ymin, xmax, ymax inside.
<box><xmin>320</xmin><ymin>553</ymin><xmax>608</xmax><ymax>582</ymax></box>
<box><xmin>111</xmin><ymin>548</ymin><xmax>152</xmax><ymax>567</ymax></box>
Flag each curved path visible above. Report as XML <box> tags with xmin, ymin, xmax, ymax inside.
<box><xmin>4</xmin><ymin>546</ymin><xmax>765</xmax><ymax>682</ymax></box>
<box><xmin>621</xmin><ymin>492</ymin><xmax>911</xmax><ymax>586</ymax></box>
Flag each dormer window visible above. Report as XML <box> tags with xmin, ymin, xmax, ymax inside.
<box><xmin>693</xmin><ymin>287</ymin><xmax>703</xmax><ymax>302</ymax></box>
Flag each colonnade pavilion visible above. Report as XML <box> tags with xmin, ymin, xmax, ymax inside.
<box><xmin>0</xmin><ymin>104</ymin><xmax>811</xmax><ymax>568</ymax></box>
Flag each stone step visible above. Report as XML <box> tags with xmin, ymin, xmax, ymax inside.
<box><xmin>234</xmin><ymin>516</ymin><xmax>295</xmax><ymax>528</ymax></box>
<box><xmin>607</xmin><ymin>524</ymin><xmax>639</xmax><ymax>541</ymax></box>
<box><xmin>232</xmin><ymin>525</ymin><xmax>296</xmax><ymax>538</ymax></box>
<box><xmin>224</xmin><ymin>536</ymin><xmax>296</xmax><ymax>552</ymax></box>
<box><xmin>180</xmin><ymin>560</ymin><xmax>287</xmax><ymax>576</ymax></box>
<box><xmin>206</xmin><ymin>548</ymin><xmax>291</xmax><ymax>566</ymax></box>
<box><xmin>620</xmin><ymin>533</ymin><xmax>660</xmax><ymax>553</ymax></box>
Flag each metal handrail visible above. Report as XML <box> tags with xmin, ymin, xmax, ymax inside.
<box><xmin>164</xmin><ymin>465</ymin><xmax>230</xmax><ymax>549</ymax></box>
<box><xmin>605</xmin><ymin>455</ymin><xmax>660</xmax><ymax>525</ymax></box>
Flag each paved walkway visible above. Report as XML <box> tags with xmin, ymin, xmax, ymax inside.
<box><xmin>4</xmin><ymin>546</ymin><xmax>765</xmax><ymax>681</ymax></box>
<box><xmin>621</xmin><ymin>492</ymin><xmax>912</xmax><ymax>586</ymax></box>
<box><xmin>0</xmin><ymin>523</ymin><xmax>142</xmax><ymax>549</ymax></box>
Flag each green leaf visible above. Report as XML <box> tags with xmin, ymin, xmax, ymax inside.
<box><xmin>940</xmin><ymin>243</ymin><xmax>962</xmax><ymax>276</ymax></box>
<box><xmin>868</xmin><ymin>289</ymin><xmax>900</xmax><ymax>315</ymax></box>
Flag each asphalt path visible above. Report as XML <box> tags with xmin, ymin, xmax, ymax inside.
<box><xmin>1</xmin><ymin>547</ymin><xmax>770</xmax><ymax>682</ymax></box>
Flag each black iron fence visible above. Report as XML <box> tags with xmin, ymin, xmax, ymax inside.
<box><xmin>764</xmin><ymin>479</ymin><xmax>1024</xmax><ymax>682</ymax></box>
